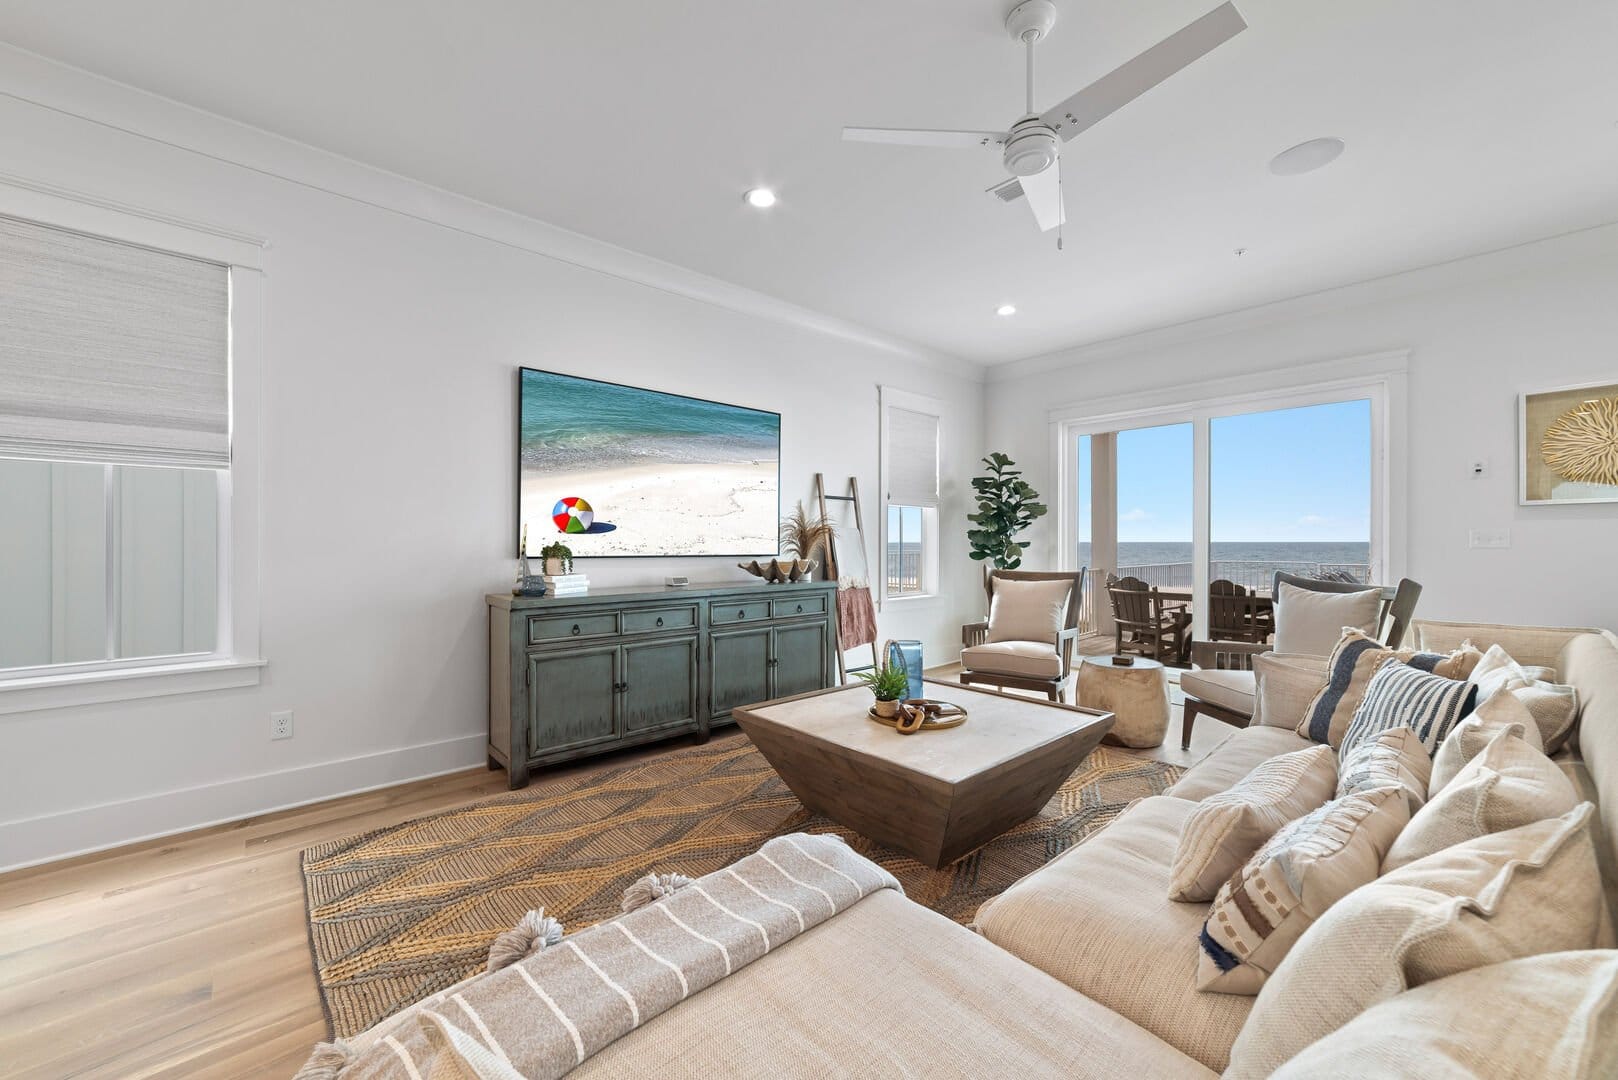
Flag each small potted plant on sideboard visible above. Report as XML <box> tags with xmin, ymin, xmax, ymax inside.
<box><xmin>856</xmin><ymin>660</ymin><xmax>912</xmax><ymax>719</ymax></box>
<box><xmin>539</xmin><ymin>541</ymin><xmax>574</xmax><ymax>578</ymax></box>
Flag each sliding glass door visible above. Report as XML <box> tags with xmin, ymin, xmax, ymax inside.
<box><xmin>1064</xmin><ymin>381</ymin><xmax>1388</xmax><ymax>651</ymax></box>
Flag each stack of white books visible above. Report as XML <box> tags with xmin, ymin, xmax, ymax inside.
<box><xmin>544</xmin><ymin>573</ymin><xmax>589</xmax><ymax>597</ymax></box>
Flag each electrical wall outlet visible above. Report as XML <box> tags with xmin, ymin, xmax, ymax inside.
<box><xmin>270</xmin><ymin>710</ymin><xmax>294</xmax><ymax>740</ymax></box>
<box><xmin>1469</xmin><ymin>528</ymin><xmax>1511</xmax><ymax>550</ymax></box>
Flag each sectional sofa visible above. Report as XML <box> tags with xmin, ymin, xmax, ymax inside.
<box><xmin>310</xmin><ymin>619</ymin><xmax>1618</xmax><ymax>1078</ymax></box>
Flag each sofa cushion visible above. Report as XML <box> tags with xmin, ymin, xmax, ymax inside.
<box><xmin>1273</xmin><ymin>581</ymin><xmax>1381</xmax><ymax>657</ymax></box>
<box><xmin>1169</xmin><ymin>745</ymin><xmax>1337</xmax><ymax>902</ymax></box>
<box><xmin>975</xmin><ymin>796</ymin><xmax>1253</xmax><ymax>1071</ymax></box>
<box><xmin>1251</xmin><ymin>652</ymin><xmax>1328</xmax><ymax>729</ymax></box>
<box><xmin>1270</xmin><ymin>950</ymin><xmax>1618</xmax><ymax>1079</ymax></box>
<box><xmin>1471</xmin><ymin>643</ymin><xmax>1580</xmax><ymax>752</ymax></box>
<box><xmin>567</xmin><ymin>888</ymin><xmax>1219</xmax><ymax>1079</ymax></box>
<box><xmin>1384</xmin><ymin>725</ymin><xmax>1579</xmax><ymax>872</ymax></box>
<box><xmin>1429</xmin><ymin>689</ymin><xmax>1544</xmax><ymax>795</ymax></box>
<box><xmin>1166</xmin><ymin>726</ymin><xmax>1315</xmax><ymax>802</ymax></box>
<box><xmin>986</xmin><ymin>578</ymin><xmax>1072</xmax><ymax>646</ymax></box>
<box><xmin>1198</xmin><ymin>786</ymin><xmax>1409</xmax><ymax>995</ymax></box>
<box><xmin>1179</xmin><ymin>667</ymin><xmax>1255</xmax><ymax>716</ymax></box>
<box><xmin>960</xmin><ymin>640</ymin><xmax>1061</xmax><ymax>680</ymax></box>
<box><xmin>1295</xmin><ymin>629</ymin><xmax>1410</xmax><ymax>747</ymax></box>
<box><xmin>1336</xmin><ymin>725</ymin><xmax>1431</xmax><ymax>813</ymax></box>
<box><xmin>1226</xmin><ymin>803</ymin><xmax>1609</xmax><ymax>1079</ymax></box>
<box><xmin>1339</xmin><ymin>657</ymin><xmax>1477</xmax><ymax>759</ymax></box>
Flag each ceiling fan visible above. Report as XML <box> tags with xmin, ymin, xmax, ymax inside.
<box><xmin>842</xmin><ymin>1</ymin><xmax>1247</xmax><ymax>244</ymax></box>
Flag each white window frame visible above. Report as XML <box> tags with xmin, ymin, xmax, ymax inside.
<box><xmin>1049</xmin><ymin>351</ymin><xmax>1408</xmax><ymax>642</ymax></box>
<box><xmin>877</xmin><ymin>386</ymin><xmax>944</xmax><ymax>606</ymax></box>
<box><xmin>0</xmin><ymin>177</ymin><xmax>267</xmax><ymax>714</ymax></box>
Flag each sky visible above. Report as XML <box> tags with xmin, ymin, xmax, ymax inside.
<box><xmin>1077</xmin><ymin>399</ymin><xmax>1371</xmax><ymax>543</ymax></box>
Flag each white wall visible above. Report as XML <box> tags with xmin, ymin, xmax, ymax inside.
<box><xmin>986</xmin><ymin>225</ymin><xmax>1618</xmax><ymax>631</ymax></box>
<box><xmin>0</xmin><ymin>64</ymin><xmax>985</xmax><ymax>868</ymax></box>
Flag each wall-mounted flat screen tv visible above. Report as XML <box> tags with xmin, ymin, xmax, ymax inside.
<box><xmin>519</xmin><ymin>368</ymin><xmax>781</xmax><ymax>558</ymax></box>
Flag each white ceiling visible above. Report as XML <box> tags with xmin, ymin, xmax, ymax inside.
<box><xmin>2</xmin><ymin>1</ymin><xmax>1615</xmax><ymax>366</ymax></box>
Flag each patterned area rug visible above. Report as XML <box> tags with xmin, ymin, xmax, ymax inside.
<box><xmin>302</xmin><ymin>737</ymin><xmax>1182</xmax><ymax>1038</ymax></box>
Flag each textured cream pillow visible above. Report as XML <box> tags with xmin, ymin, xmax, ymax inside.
<box><xmin>985</xmin><ymin>578</ymin><xmax>1071</xmax><ymax>646</ymax></box>
<box><xmin>1169</xmin><ymin>745</ymin><xmax>1338</xmax><ymax>902</ymax></box>
<box><xmin>1226</xmin><ymin>803</ymin><xmax>1609</xmax><ymax>1080</ymax></box>
<box><xmin>1469</xmin><ymin>644</ymin><xmax>1581</xmax><ymax>752</ymax></box>
<box><xmin>1272</xmin><ymin>582</ymin><xmax>1381</xmax><ymax>657</ymax></box>
<box><xmin>1428</xmin><ymin>688</ymin><xmax>1545</xmax><ymax>796</ymax></box>
<box><xmin>1336</xmin><ymin>725</ymin><xmax>1430</xmax><ymax>813</ymax></box>
<box><xmin>1271</xmin><ymin>950</ymin><xmax>1618</xmax><ymax>1079</ymax></box>
<box><xmin>1196</xmin><ymin>786</ymin><xmax>1409</xmax><ymax>995</ymax></box>
<box><xmin>1251</xmin><ymin>652</ymin><xmax>1328</xmax><ymax>730</ymax></box>
<box><xmin>1384</xmin><ymin>725</ymin><xmax>1579</xmax><ymax>872</ymax></box>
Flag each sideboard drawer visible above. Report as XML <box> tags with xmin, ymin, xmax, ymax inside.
<box><xmin>709</xmin><ymin>599</ymin><xmax>771</xmax><ymax>625</ymax></box>
<box><xmin>622</xmin><ymin>605</ymin><xmax>698</xmax><ymax>635</ymax></box>
<box><xmin>772</xmin><ymin>594</ymin><xmax>827</xmax><ymax>619</ymax></box>
<box><xmin>528</xmin><ymin>612</ymin><xmax>618</xmax><ymax>644</ymax></box>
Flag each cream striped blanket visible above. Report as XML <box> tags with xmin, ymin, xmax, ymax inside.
<box><xmin>304</xmin><ymin>833</ymin><xmax>901</xmax><ymax>1079</ymax></box>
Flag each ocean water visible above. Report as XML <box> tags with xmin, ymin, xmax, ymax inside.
<box><xmin>520</xmin><ymin>369</ymin><xmax>779</xmax><ymax>471</ymax></box>
<box><xmin>1079</xmin><ymin>540</ymin><xmax>1372</xmax><ymax>588</ymax></box>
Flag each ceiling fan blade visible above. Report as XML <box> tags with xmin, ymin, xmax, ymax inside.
<box><xmin>841</xmin><ymin>126</ymin><xmax>1008</xmax><ymax>150</ymax></box>
<box><xmin>1040</xmin><ymin>2</ymin><xmax>1247</xmax><ymax>142</ymax></box>
<box><xmin>1018</xmin><ymin>164</ymin><xmax>1065</xmax><ymax>232</ymax></box>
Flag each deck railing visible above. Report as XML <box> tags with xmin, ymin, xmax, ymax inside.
<box><xmin>885</xmin><ymin>550</ymin><xmax>922</xmax><ymax>594</ymax></box>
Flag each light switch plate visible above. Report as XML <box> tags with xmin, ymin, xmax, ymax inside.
<box><xmin>1469</xmin><ymin>528</ymin><xmax>1510</xmax><ymax>549</ymax></box>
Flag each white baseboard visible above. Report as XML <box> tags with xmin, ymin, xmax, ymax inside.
<box><xmin>0</xmin><ymin>732</ymin><xmax>486</xmax><ymax>873</ymax></box>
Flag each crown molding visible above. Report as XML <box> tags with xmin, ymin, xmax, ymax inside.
<box><xmin>0</xmin><ymin>42</ymin><xmax>983</xmax><ymax>384</ymax></box>
<box><xmin>986</xmin><ymin>219</ymin><xmax>1618</xmax><ymax>384</ymax></box>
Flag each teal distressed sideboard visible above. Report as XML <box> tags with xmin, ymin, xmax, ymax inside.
<box><xmin>487</xmin><ymin>580</ymin><xmax>839</xmax><ymax>788</ymax></box>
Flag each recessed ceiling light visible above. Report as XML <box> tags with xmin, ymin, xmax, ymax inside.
<box><xmin>744</xmin><ymin>187</ymin><xmax>777</xmax><ymax>209</ymax></box>
<box><xmin>996</xmin><ymin>304</ymin><xmax>1017</xmax><ymax>316</ymax></box>
<box><xmin>1269</xmin><ymin>137</ymin><xmax>1345</xmax><ymax>176</ymax></box>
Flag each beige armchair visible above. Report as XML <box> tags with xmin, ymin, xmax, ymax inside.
<box><xmin>960</xmin><ymin>569</ymin><xmax>1086</xmax><ymax>702</ymax></box>
<box><xmin>1179</xmin><ymin>573</ymin><xmax>1424</xmax><ymax>749</ymax></box>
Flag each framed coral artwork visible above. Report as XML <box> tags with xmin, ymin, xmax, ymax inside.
<box><xmin>1519</xmin><ymin>380</ymin><xmax>1618</xmax><ymax>505</ymax></box>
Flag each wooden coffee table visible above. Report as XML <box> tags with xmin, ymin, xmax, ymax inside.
<box><xmin>732</xmin><ymin>679</ymin><xmax>1114</xmax><ymax>868</ymax></box>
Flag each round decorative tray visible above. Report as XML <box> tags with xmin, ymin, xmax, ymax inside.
<box><xmin>868</xmin><ymin>699</ymin><xmax>968</xmax><ymax>734</ymax></box>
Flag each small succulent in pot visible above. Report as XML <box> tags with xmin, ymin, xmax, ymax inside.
<box><xmin>539</xmin><ymin>541</ymin><xmax>574</xmax><ymax>577</ymax></box>
<box><xmin>856</xmin><ymin>660</ymin><xmax>912</xmax><ymax>718</ymax></box>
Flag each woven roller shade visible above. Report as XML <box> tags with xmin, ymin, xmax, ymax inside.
<box><xmin>886</xmin><ymin>405</ymin><xmax>940</xmax><ymax>508</ymax></box>
<box><xmin>0</xmin><ymin>215</ymin><xmax>229</xmax><ymax>469</ymax></box>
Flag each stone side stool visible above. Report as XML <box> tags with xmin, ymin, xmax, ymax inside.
<box><xmin>1077</xmin><ymin>656</ymin><xmax>1170</xmax><ymax>749</ymax></box>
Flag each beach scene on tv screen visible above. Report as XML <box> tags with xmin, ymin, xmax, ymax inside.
<box><xmin>520</xmin><ymin>369</ymin><xmax>780</xmax><ymax>558</ymax></box>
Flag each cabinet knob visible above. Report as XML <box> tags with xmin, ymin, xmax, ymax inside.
<box><xmin>655</xmin><ymin>617</ymin><xmax>664</xmax><ymax>627</ymax></box>
<box><xmin>571</xmin><ymin>624</ymin><xmax>581</xmax><ymax>636</ymax></box>
<box><xmin>737</xmin><ymin>610</ymin><xmax>746</xmax><ymax>619</ymax></box>
<box><xmin>795</xmin><ymin>604</ymin><xmax>803</xmax><ymax>613</ymax></box>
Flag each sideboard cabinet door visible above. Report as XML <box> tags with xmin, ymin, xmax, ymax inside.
<box><xmin>621</xmin><ymin>637</ymin><xmax>698</xmax><ymax>734</ymax></box>
<box><xmin>709</xmin><ymin>625</ymin><xmax>772</xmax><ymax>724</ymax></box>
<box><xmin>528</xmin><ymin>644</ymin><xmax>619</xmax><ymax>754</ymax></box>
<box><xmin>771</xmin><ymin>620</ymin><xmax>831</xmax><ymax>699</ymax></box>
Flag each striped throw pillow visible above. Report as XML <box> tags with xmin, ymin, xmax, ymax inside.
<box><xmin>1340</xmin><ymin>658</ymin><xmax>1478</xmax><ymax>760</ymax></box>
<box><xmin>1197</xmin><ymin>786</ymin><xmax>1410</xmax><ymax>995</ymax></box>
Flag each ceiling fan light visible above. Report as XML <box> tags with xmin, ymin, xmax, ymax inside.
<box><xmin>744</xmin><ymin>187</ymin><xmax>777</xmax><ymax>209</ymax></box>
<box><xmin>1269</xmin><ymin>138</ymin><xmax>1345</xmax><ymax>176</ymax></box>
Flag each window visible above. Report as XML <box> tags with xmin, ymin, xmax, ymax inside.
<box><xmin>879</xmin><ymin>387</ymin><xmax>942</xmax><ymax>602</ymax></box>
<box><xmin>1054</xmin><ymin>355</ymin><xmax>1404</xmax><ymax>644</ymax></box>
<box><xmin>0</xmin><ymin>202</ymin><xmax>263</xmax><ymax>708</ymax></box>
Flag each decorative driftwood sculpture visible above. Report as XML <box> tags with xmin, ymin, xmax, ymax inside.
<box><xmin>1542</xmin><ymin>396</ymin><xmax>1618</xmax><ymax>486</ymax></box>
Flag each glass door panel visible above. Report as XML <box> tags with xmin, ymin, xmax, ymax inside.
<box><xmin>1207</xmin><ymin>399</ymin><xmax>1373</xmax><ymax>643</ymax></box>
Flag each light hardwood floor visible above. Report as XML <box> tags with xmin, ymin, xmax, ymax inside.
<box><xmin>0</xmin><ymin>684</ymin><xmax>1230</xmax><ymax>1079</ymax></box>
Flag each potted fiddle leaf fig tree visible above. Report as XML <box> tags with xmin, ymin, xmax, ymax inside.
<box><xmin>967</xmin><ymin>452</ymin><xmax>1048</xmax><ymax>572</ymax></box>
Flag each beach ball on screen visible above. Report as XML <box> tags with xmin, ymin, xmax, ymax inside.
<box><xmin>552</xmin><ymin>497</ymin><xmax>594</xmax><ymax>533</ymax></box>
